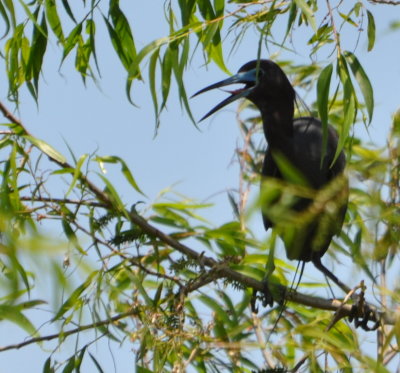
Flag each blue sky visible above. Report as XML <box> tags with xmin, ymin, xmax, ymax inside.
<box><xmin>0</xmin><ymin>2</ymin><xmax>399</xmax><ymax>372</ymax></box>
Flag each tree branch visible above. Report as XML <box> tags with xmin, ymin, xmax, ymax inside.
<box><xmin>0</xmin><ymin>309</ymin><xmax>136</xmax><ymax>352</ymax></box>
<box><xmin>368</xmin><ymin>0</ymin><xmax>400</xmax><ymax>4</ymax></box>
<box><xmin>0</xmin><ymin>101</ymin><xmax>395</xmax><ymax>327</ymax></box>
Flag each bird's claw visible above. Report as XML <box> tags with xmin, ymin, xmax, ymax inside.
<box><xmin>251</xmin><ymin>281</ymin><xmax>274</xmax><ymax>313</ymax></box>
<box><xmin>349</xmin><ymin>300</ymin><xmax>380</xmax><ymax>331</ymax></box>
<box><xmin>349</xmin><ymin>304</ymin><xmax>380</xmax><ymax>331</ymax></box>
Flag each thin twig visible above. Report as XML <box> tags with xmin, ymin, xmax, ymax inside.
<box><xmin>368</xmin><ymin>0</ymin><xmax>400</xmax><ymax>4</ymax></box>
<box><xmin>0</xmin><ymin>309</ymin><xmax>137</xmax><ymax>352</ymax></box>
<box><xmin>20</xmin><ymin>195</ymin><xmax>107</xmax><ymax>208</ymax></box>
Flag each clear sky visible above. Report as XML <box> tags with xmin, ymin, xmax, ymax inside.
<box><xmin>0</xmin><ymin>2</ymin><xmax>399</xmax><ymax>372</ymax></box>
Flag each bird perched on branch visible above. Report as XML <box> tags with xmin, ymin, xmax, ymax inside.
<box><xmin>193</xmin><ymin>59</ymin><xmax>349</xmax><ymax>301</ymax></box>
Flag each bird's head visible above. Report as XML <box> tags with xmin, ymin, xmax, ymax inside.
<box><xmin>193</xmin><ymin>59</ymin><xmax>295</xmax><ymax>121</ymax></box>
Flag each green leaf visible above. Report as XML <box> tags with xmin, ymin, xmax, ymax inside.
<box><xmin>62</xmin><ymin>355</ymin><xmax>75</xmax><ymax>373</ymax></box>
<box><xmin>344</xmin><ymin>51</ymin><xmax>374</xmax><ymax>123</ymax></box>
<box><xmin>198</xmin><ymin>294</ymin><xmax>232</xmax><ymax>326</ymax></box>
<box><xmin>52</xmin><ymin>272</ymin><xmax>97</xmax><ymax>321</ymax></box>
<box><xmin>0</xmin><ymin>304</ymin><xmax>38</xmax><ymax>336</ymax></box>
<box><xmin>94</xmin><ymin>155</ymin><xmax>145</xmax><ymax>196</ymax></box>
<box><xmin>161</xmin><ymin>47</ymin><xmax>173</xmax><ymax>110</ymax></box>
<box><xmin>317</xmin><ymin>63</ymin><xmax>333</xmax><ymax>165</ymax></box>
<box><xmin>272</xmin><ymin>151</ymin><xmax>310</xmax><ymax>187</ymax></box>
<box><xmin>104</xmin><ymin>2</ymin><xmax>138</xmax><ymax>78</ymax></box>
<box><xmin>136</xmin><ymin>37</ymin><xmax>169</xmax><ymax>64</ymax></box>
<box><xmin>26</xmin><ymin>13</ymin><xmax>48</xmax><ymax>99</ymax></box>
<box><xmin>62</xmin><ymin>22</ymin><xmax>82</xmax><ymax>62</ymax></box>
<box><xmin>294</xmin><ymin>0</ymin><xmax>317</xmax><ymax>32</ymax></box>
<box><xmin>65</xmin><ymin>153</ymin><xmax>88</xmax><ymax>197</ymax></box>
<box><xmin>24</xmin><ymin>135</ymin><xmax>66</xmax><ymax>164</ymax></box>
<box><xmin>96</xmin><ymin>173</ymin><xmax>128</xmax><ymax>216</ymax></box>
<box><xmin>17</xmin><ymin>0</ymin><xmax>47</xmax><ymax>37</ymax></box>
<box><xmin>43</xmin><ymin>356</ymin><xmax>54</xmax><ymax>373</ymax></box>
<box><xmin>61</xmin><ymin>0</ymin><xmax>76</xmax><ymax>23</ymax></box>
<box><xmin>148</xmin><ymin>49</ymin><xmax>160</xmax><ymax>124</ymax></box>
<box><xmin>45</xmin><ymin>0</ymin><xmax>64</xmax><ymax>42</ymax></box>
<box><xmin>62</xmin><ymin>219</ymin><xmax>86</xmax><ymax>255</ymax></box>
<box><xmin>366</xmin><ymin>10</ymin><xmax>375</xmax><ymax>52</ymax></box>
<box><xmin>0</xmin><ymin>1</ymin><xmax>11</xmax><ymax>38</ymax></box>
<box><xmin>136</xmin><ymin>365</ymin><xmax>154</xmax><ymax>373</ymax></box>
<box><xmin>89</xmin><ymin>353</ymin><xmax>105</xmax><ymax>373</ymax></box>
<box><xmin>285</xmin><ymin>2</ymin><xmax>297</xmax><ymax>41</ymax></box>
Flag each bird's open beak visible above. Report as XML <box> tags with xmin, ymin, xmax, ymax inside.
<box><xmin>192</xmin><ymin>69</ymin><xmax>258</xmax><ymax>121</ymax></box>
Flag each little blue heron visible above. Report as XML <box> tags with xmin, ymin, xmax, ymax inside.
<box><xmin>193</xmin><ymin>59</ymin><xmax>350</xmax><ymax>301</ymax></box>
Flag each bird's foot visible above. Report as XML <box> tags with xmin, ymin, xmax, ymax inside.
<box><xmin>349</xmin><ymin>302</ymin><xmax>380</xmax><ymax>331</ymax></box>
<box><xmin>251</xmin><ymin>281</ymin><xmax>274</xmax><ymax>313</ymax></box>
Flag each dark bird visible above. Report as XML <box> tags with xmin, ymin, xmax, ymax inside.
<box><xmin>193</xmin><ymin>59</ymin><xmax>350</xmax><ymax>301</ymax></box>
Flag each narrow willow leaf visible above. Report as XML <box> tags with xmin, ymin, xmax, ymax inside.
<box><xmin>338</xmin><ymin>12</ymin><xmax>357</xmax><ymax>27</ymax></box>
<box><xmin>317</xmin><ymin>63</ymin><xmax>333</xmax><ymax>166</ymax></box>
<box><xmin>26</xmin><ymin>13</ymin><xmax>48</xmax><ymax>98</ymax></box>
<box><xmin>94</xmin><ymin>155</ymin><xmax>145</xmax><ymax>196</ymax></box>
<box><xmin>107</xmin><ymin>1</ymin><xmax>139</xmax><ymax>78</ymax></box>
<box><xmin>61</xmin><ymin>22</ymin><xmax>82</xmax><ymax>62</ymax></box>
<box><xmin>24</xmin><ymin>135</ymin><xmax>66</xmax><ymax>164</ymax></box>
<box><xmin>75</xmin><ymin>346</ymin><xmax>87</xmax><ymax>371</ymax></box>
<box><xmin>136</xmin><ymin>37</ymin><xmax>169</xmax><ymax>64</ymax></box>
<box><xmin>161</xmin><ymin>47</ymin><xmax>172</xmax><ymax>110</ymax></box>
<box><xmin>197</xmin><ymin>0</ymin><xmax>215</xmax><ymax>20</ymax></box>
<box><xmin>335</xmin><ymin>93</ymin><xmax>355</xmax><ymax>164</ymax></box>
<box><xmin>17</xmin><ymin>0</ymin><xmax>47</xmax><ymax>36</ymax></box>
<box><xmin>0</xmin><ymin>2</ymin><xmax>11</xmax><ymax>38</ymax></box>
<box><xmin>62</xmin><ymin>355</ymin><xmax>75</xmax><ymax>373</ymax></box>
<box><xmin>344</xmin><ymin>51</ymin><xmax>374</xmax><ymax>123</ymax></box>
<box><xmin>208</xmin><ymin>26</ymin><xmax>229</xmax><ymax>74</ymax></box>
<box><xmin>96</xmin><ymin>173</ymin><xmax>128</xmax><ymax>216</ymax></box>
<box><xmin>62</xmin><ymin>219</ymin><xmax>86</xmax><ymax>255</ymax></box>
<box><xmin>285</xmin><ymin>2</ymin><xmax>297</xmax><ymax>41</ymax></box>
<box><xmin>61</xmin><ymin>0</ymin><xmax>76</xmax><ymax>23</ymax></box>
<box><xmin>129</xmin><ymin>274</ymin><xmax>154</xmax><ymax>306</ymax></box>
<box><xmin>86</xmin><ymin>19</ymin><xmax>100</xmax><ymax>75</ymax></box>
<box><xmin>366</xmin><ymin>10</ymin><xmax>375</xmax><ymax>51</ymax></box>
<box><xmin>294</xmin><ymin>0</ymin><xmax>317</xmax><ymax>32</ymax></box>
<box><xmin>9</xmin><ymin>143</ymin><xmax>20</xmax><ymax>208</ymax></box>
<box><xmin>136</xmin><ymin>365</ymin><xmax>154</xmax><ymax>373</ymax></box>
<box><xmin>65</xmin><ymin>153</ymin><xmax>88</xmax><ymax>197</ymax></box>
<box><xmin>198</xmin><ymin>295</ymin><xmax>231</xmax><ymax>325</ymax></box>
<box><xmin>178</xmin><ymin>0</ymin><xmax>195</xmax><ymax>25</ymax></box>
<box><xmin>2</xmin><ymin>0</ymin><xmax>15</xmax><ymax>29</ymax></box>
<box><xmin>0</xmin><ymin>305</ymin><xmax>38</xmax><ymax>336</ymax></box>
<box><xmin>45</xmin><ymin>0</ymin><xmax>64</xmax><ymax>42</ymax></box>
<box><xmin>89</xmin><ymin>353</ymin><xmax>105</xmax><ymax>373</ymax></box>
<box><xmin>170</xmin><ymin>48</ymin><xmax>196</xmax><ymax>125</ymax></box>
<box><xmin>148</xmin><ymin>49</ymin><xmax>160</xmax><ymax>123</ymax></box>
<box><xmin>52</xmin><ymin>272</ymin><xmax>97</xmax><ymax>321</ymax></box>
<box><xmin>202</xmin><ymin>22</ymin><xmax>219</xmax><ymax>47</ymax></box>
<box><xmin>42</xmin><ymin>356</ymin><xmax>53</xmax><ymax>373</ymax></box>
<box><xmin>214</xmin><ymin>0</ymin><xmax>225</xmax><ymax>16</ymax></box>
<box><xmin>103</xmin><ymin>16</ymin><xmax>126</xmax><ymax>68</ymax></box>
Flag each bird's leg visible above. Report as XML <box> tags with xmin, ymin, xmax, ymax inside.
<box><xmin>312</xmin><ymin>256</ymin><xmax>380</xmax><ymax>331</ymax></box>
<box><xmin>312</xmin><ymin>256</ymin><xmax>351</xmax><ymax>294</ymax></box>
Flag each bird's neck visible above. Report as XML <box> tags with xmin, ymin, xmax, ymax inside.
<box><xmin>261</xmin><ymin>104</ymin><xmax>294</xmax><ymax>146</ymax></box>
